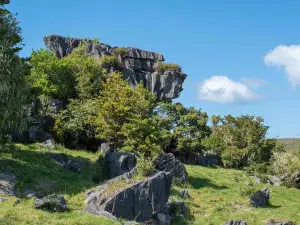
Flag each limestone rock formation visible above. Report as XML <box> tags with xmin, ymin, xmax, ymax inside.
<box><xmin>34</xmin><ymin>195</ymin><xmax>68</xmax><ymax>212</ymax></box>
<box><xmin>154</xmin><ymin>153</ymin><xmax>188</xmax><ymax>184</ymax></box>
<box><xmin>84</xmin><ymin>171</ymin><xmax>172</xmax><ymax>222</ymax></box>
<box><xmin>223</xmin><ymin>220</ymin><xmax>247</xmax><ymax>225</ymax></box>
<box><xmin>105</xmin><ymin>151</ymin><xmax>137</xmax><ymax>178</ymax></box>
<box><xmin>250</xmin><ymin>187</ymin><xmax>270</xmax><ymax>208</ymax></box>
<box><xmin>44</xmin><ymin>34</ymin><xmax>187</xmax><ymax>99</ymax></box>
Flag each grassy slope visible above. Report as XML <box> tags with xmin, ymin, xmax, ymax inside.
<box><xmin>1</xmin><ymin>144</ymin><xmax>300</xmax><ymax>225</ymax></box>
<box><xmin>277</xmin><ymin>138</ymin><xmax>300</xmax><ymax>152</ymax></box>
<box><xmin>183</xmin><ymin>165</ymin><xmax>300</xmax><ymax>225</ymax></box>
<box><xmin>0</xmin><ymin>143</ymin><xmax>119</xmax><ymax>225</ymax></box>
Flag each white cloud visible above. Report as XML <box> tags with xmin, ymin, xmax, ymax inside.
<box><xmin>264</xmin><ymin>45</ymin><xmax>300</xmax><ymax>87</ymax></box>
<box><xmin>199</xmin><ymin>76</ymin><xmax>259</xmax><ymax>103</ymax></box>
<box><xmin>241</xmin><ymin>77</ymin><xmax>267</xmax><ymax>89</ymax></box>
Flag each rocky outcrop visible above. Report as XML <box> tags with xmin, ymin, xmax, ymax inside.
<box><xmin>105</xmin><ymin>151</ymin><xmax>137</xmax><ymax>178</ymax></box>
<box><xmin>44</xmin><ymin>34</ymin><xmax>187</xmax><ymax>99</ymax></box>
<box><xmin>250</xmin><ymin>187</ymin><xmax>270</xmax><ymax>208</ymax></box>
<box><xmin>84</xmin><ymin>171</ymin><xmax>172</xmax><ymax>222</ymax></box>
<box><xmin>266</xmin><ymin>220</ymin><xmax>295</xmax><ymax>225</ymax></box>
<box><xmin>154</xmin><ymin>153</ymin><xmax>188</xmax><ymax>184</ymax></box>
<box><xmin>0</xmin><ymin>171</ymin><xmax>16</xmax><ymax>197</ymax></box>
<box><xmin>223</xmin><ymin>220</ymin><xmax>247</xmax><ymax>225</ymax></box>
<box><xmin>48</xmin><ymin>153</ymin><xmax>84</xmax><ymax>173</ymax></box>
<box><xmin>34</xmin><ymin>195</ymin><xmax>68</xmax><ymax>212</ymax></box>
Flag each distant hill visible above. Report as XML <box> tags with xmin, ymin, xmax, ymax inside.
<box><xmin>277</xmin><ymin>138</ymin><xmax>300</xmax><ymax>152</ymax></box>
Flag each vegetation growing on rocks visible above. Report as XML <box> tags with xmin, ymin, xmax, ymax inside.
<box><xmin>156</xmin><ymin>62</ymin><xmax>182</xmax><ymax>73</ymax></box>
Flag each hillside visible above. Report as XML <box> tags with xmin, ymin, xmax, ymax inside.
<box><xmin>1</xmin><ymin>144</ymin><xmax>299</xmax><ymax>225</ymax></box>
<box><xmin>277</xmin><ymin>138</ymin><xmax>300</xmax><ymax>152</ymax></box>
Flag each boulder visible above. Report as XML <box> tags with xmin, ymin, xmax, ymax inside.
<box><xmin>100</xmin><ymin>142</ymin><xmax>112</xmax><ymax>154</ymax></box>
<box><xmin>24</xmin><ymin>189</ymin><xmax>36</xmax><ymax>198</ymax></box>
<box><xmin>63</xmin><ymin>159</ymin><xmax>84</xmax><ymax>173</ymax></box>
<box><xmin>41</xmin><ymin>139</ymin><xmax>55</xmax><ymax>149</ymax></box>
<box><xmin>49</xmin><ymin>99</ymin><xmax>64</xmax><ymax>114</ymax></box>
<box><xmin>223</xmin><ymin>220</ymin><xmax>247</xmax><ymax>225</ymax></box>
<box><xmin>154</xmin><ymin>153</ymin><xmax>188</xmax><ymax>184</ymax></box>
<box><xmin>266</xmin><ymin>219</ymin><xmax>295</xmax><ymax>225</ymax></box>
<box><xmin>162</xmin><ymin>199</ymin><xmax>187</xmax><ymax>216</ymax></box>
<box><xmin>105</xmin><ymin>151</ymin><xmax>137</xmax><ymax>178</ymax></box>
<box><xmin>179</xmin><ymin>189</ymin><xmax>189</xmax><ymax>198</ymax></box>
<box><xmin>250</xmin><ymin>187</ymin><xmax>270</xmax><ymax>208</ymax></box>
<box><xmin>49</xmin><ymin>153</ymin><xmax>68</xmax><ymax>165</ymax></box>
<box><xmin>84</xmin><ymin>172</ymin><xmax>172</xmax><ymax>222</ymax></box>
<box><xmin>0</xmin><ymin>171</ymin><xmax>16</xmax><ymax>196</ymax></box>
<box><xmin>44</xmin><ymin>34</ymin><xmax>187</xmax><ymax>100</ymax></box>
<box><xmin>156</xmin><ymin>213</ymin><xmax>172</xmax><ymax>225</ymax></box>
<box><xmin>34</xmin><ymin>195</ymin><xmax>68</xmax><ymax>212</ymax></box>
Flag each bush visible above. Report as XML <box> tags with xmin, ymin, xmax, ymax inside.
<box><xmin>99</xmin><ymin>56</ymin><xmax>122</xmax><ymax>70</ymax></box>
<box><xmin>238</xmin><ymin>181</ymin><xmax>256</xmax><ymax>197</ymax></box>
<box><xmin>113</xmin><ymin>47</ymin><xmax>127</xmax><ymax>57</ymax></box>
<box><xmin>270</xmin><ymin>152</ymin><xmax>300</xmax><ymax>176</ymax></box>
<box><xmin>136</xmin><ymin>154</ymin><xmax>156</xmax><ymax>177</ymax></box>
<box><xmin>156</xmin><ymin>62</ymin><xmax>182</xmax><ymax>73</ymax></box>
<box><xmin>221</xmin><ymin>146</ymin><xmax>248</xmax><ymax>168</ymax></box>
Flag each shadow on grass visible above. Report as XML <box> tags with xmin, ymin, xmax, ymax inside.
<box><xmin>0</xmin><ymin>144</ymin><xmax>102</xmax><ymax>198</ymax></box>
<box><xmin>189</xmin><ymin>176</ymin><xmax>228</xmax><ymax>190</ymax></box>
<box><xmin>266</xmin><ymin>203</ymin><xmax>281</xmax><ymax>209</ymax></box>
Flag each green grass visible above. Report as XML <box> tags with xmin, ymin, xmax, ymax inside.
<box><xmin>1</xmin><ymin>144</ymin><xmax>300</xmax><ymax>225</ymax></box>
<box><xmin>277</xmin><ymin>138</ymin><xmax>300</xmax><ymax>152</ymax></box>
<box><xmin>178</xmin><ymin>165</ymin><xmax>300</xmax><ymax>225</ymax></box>
<box><xmin>0</xmin><ymin>143</ymin><xmax>119</xmax><ymax>225</ymax></box>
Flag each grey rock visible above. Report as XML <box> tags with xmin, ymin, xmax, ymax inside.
<box><xmin>49</xmin><ymin>99</ymin><xmax>63</xmax><ymax>114</ymax></box>
<box><xmin>101</xmin><ymin>142</ymin><xmax>112</xmax><ymax>154</ymax></box>
<box><xmin>44</xmin><ymin>34</ymin><xmax>186</xmax><ymax>99</ymax></box>
<box><xmin>24</xmin><ymin>189</ymin><xmax>36</xmax><ymax>198</ymax></box>
<box><xmin>266</xmin><ymin>219</ymin><xmax>295</xmax><ymax>225</ymax></box>
<box><xmin>41</xmin><ymin>139</ymin><xmax>55</xmax><ymax>149</ymax></box>
<box><xmin>197</xmin><ymin>153</ymin><xmax>221</xmax><ymax>166</ymax></box>
<box><xmin>105</xmin><ymin>151</ymin><xmax>137</xmax><ymax>178</ymax></box>
<box><xmin>28</xmin><ymin>123</ymin><xmax>51</xmax><ymax>142</ymax></box>
<box><xmin>156</xmin><ymin>213</ymin><xmax>172</xmax><ymax>225</ymax></box>
<box><xmin>49</xmin><ymin>153</ymin><xmax>68</xmax><ymax>165</ymax></box>
<box><xmin>63</xmin><ymin>160</ymin><xmax>83</xmax><ymax>173</ymax></box>
<box><xmin>97</xmin><ymin>211</ymin><xmax>120</xmax><ymax>223</ymax></box>
<box><xmin>223</xmin><ymin>220</ymin><xmax>247</xmax><ymax>225</ymax></box>
<box><xmin>270</xmin><ymin>176</ymin><xmax>281</xmax><ymax>186</ymax></box>
<box><xmin>123</xmin><ymin>222</ymin><xmax>139</xmax><ymax>225</ymax></box>
<box><xmin>250</xmin><ymin>187</ymin><xmax>270</xmax><ymax>208</ymax></box>
<box><xmin>180</xmin><ymin>189</ymin><xmax>189</xmax><ymax>198</ymax></box>
<box><xmin>0</xmin><ymin>171</ymin><xmax>16</xmax><ymax>196</ymax></box>
<box><xmin>84</xmin><ymin>172</ymin><xmax>172</xmax><ymax>222</ymax></box>
<box><xmin>34</xmin><ymin>195</ymin><xmax>68</xmax><ymax>212</ymax></box>
<box><xmin>0</xmin><ymin>197</ymin><xmax>9</xmax><ymax>203</ymax></box>
<box><xmin>250</xmin><ymin>176</ymin><xmax>261</xmax><ymax>184</ymax></box>
<box><xmin>154</xmin><ymin>153</ymin><xmax>188</xmax><ymax>184</ymax></box>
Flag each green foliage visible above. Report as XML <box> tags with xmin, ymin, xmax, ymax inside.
<box><xmin>99</xmin><ymin>56</ymin><xmax>122</xmax><ymax>70</ymax></box>
<box><xmin>93</xmin><ymin>73</ymin><xmax>161</xmax><ymax>155</ymax></box>
<box><xmin>29</xmin><ymin>44</ymin><xmax>106</xmax><ymax>100</ymax></box>
<box><xmin>156</xmin><ymin>62</ymin><xmax>182</xmax><ymax>73</ymax></box>
<box><xmin>0</xmin><ymin>3</ymin><xmax>29</xmax><ymax>144</ymax></box>
<box><xmin>238</xmin><ymin>182</ymin><xmax>256</xmax><ymax>197</ymax></box>
<box><xmin>209</xmin><ymin>115</ymin><xmax>274</xmax><ymax>168</ymax></box>
<box><xmin>54</xmin><ymin>99</ymin><xmax>98</xmax><ymax>146</ymax></box>
<box><xmin>113</xmin><ymin>47</ymin><xmax>127</xmax><ymax>57</ymax></box>
<box><xmin>270</xmin><ymin>151</ymin><xmax>300</xmax><ymax>176</ymax></box>
<box><xmin>136</xmin><ymin>154</ymin><xmax>156</xmax><ymax>177</ymax></box>
<box><xmin>154</xmin><ymin>102</ymin><xmax>211</xmax><ymax>153</ymax></box>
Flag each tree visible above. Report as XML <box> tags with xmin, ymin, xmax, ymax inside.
<box><xmin>207</xmin><ymin>114</ymin><xmax>274</xmax><ymax>168</ymax></box>
<box><xmin>93</xmin><ymin>73</ymin><xmax>161</xmax><ymax>155</ymax></box>
<box><xmin>154</xmin><ymin>102</ymin><xmax>211</xmax><ymax>153</ymax></box>
<box><xmin>0</xmin><ymin>2</ymin><xmax>29</xmax><ymax>144</ymax></box>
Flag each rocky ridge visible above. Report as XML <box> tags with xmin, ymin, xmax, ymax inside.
<box><xmin>44</xmin><ymin>34</ymin><xmax>187</xmax><ymax>99</ymax></box>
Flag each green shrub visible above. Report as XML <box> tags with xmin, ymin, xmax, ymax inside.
<box><xmin>99</xmin><ymin>56</ymin><xmax>122</xmax><ymax>70</ymax></box>
<box><xmin>221</xmin><ymin>146</ymin><xmax>248</xmax><ymax>168</ymax></box>
<box><xmin>270</xmin><ymin>152</ymin><xmax>300</xmax><ymax>176</ymax></box>
<box><xmin>113</xmin><ymin>47</ymin><xmax>127</xmax><ymax>57</ymax></box>
<box><xmin>238</xmin><ymin>182</ymin><xmax>256</xmax><ymax>197</ymax></box>
<box><xmin>136</xmin><ymin>154</ymin><xmax>156</xmax><ymax>177</ymax></box>
<box><xmin>92</xmin><ymin>150</ymin><xmax>106</xmax><ymax>183</ymax></box>
<box><xmin>156</xmin><ymin>62</ymin><xmax>182</xmax><ymax>73</ymax></box>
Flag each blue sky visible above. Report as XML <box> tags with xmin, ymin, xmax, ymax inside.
<box><xmin>8</xmin><ymin>0</ymin><xmax>300</xmax><ymax>138</ymax></box>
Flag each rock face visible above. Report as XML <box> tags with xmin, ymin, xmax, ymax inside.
<box><xmin>84</xmin><ymin>171</ymin><xmax>172</xmax><ymax>222</ymax></box>
<box><xmin>223</xmin><ymin>220</ymin><xmax>247</xmax><ymax>225</ymax></box>
<box><xmin>105</xmin><ymin>151</ymin><xmax>137</xmax><ymax>178</ymax></box>
<box><xmin>250</xmin><ymin>187</ymin><xmax>270</xmax><ymax>208</ymax></box>
<box><xmin>266</xmin><ymin>220</ymin><xmax>295</xmax><ymax>225</ymax></box>
<box><xmin>44</xmin><ymin>34</ymin><xmax>187</xmax><ymax>99</ymax></box>
<box><xmin>0</xmin><ymin>172</ymin><xmax>16</xmax><ymax>196</ymax></box>
<box><xmin>34</xmin><ymin>195</ymin><xmax>68</xmax><ymax>212</ymax></box>
<box><xmin>154</xmin><ymin>153</ymin><xmax>188</xmax><ymax>184</ymax></box>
